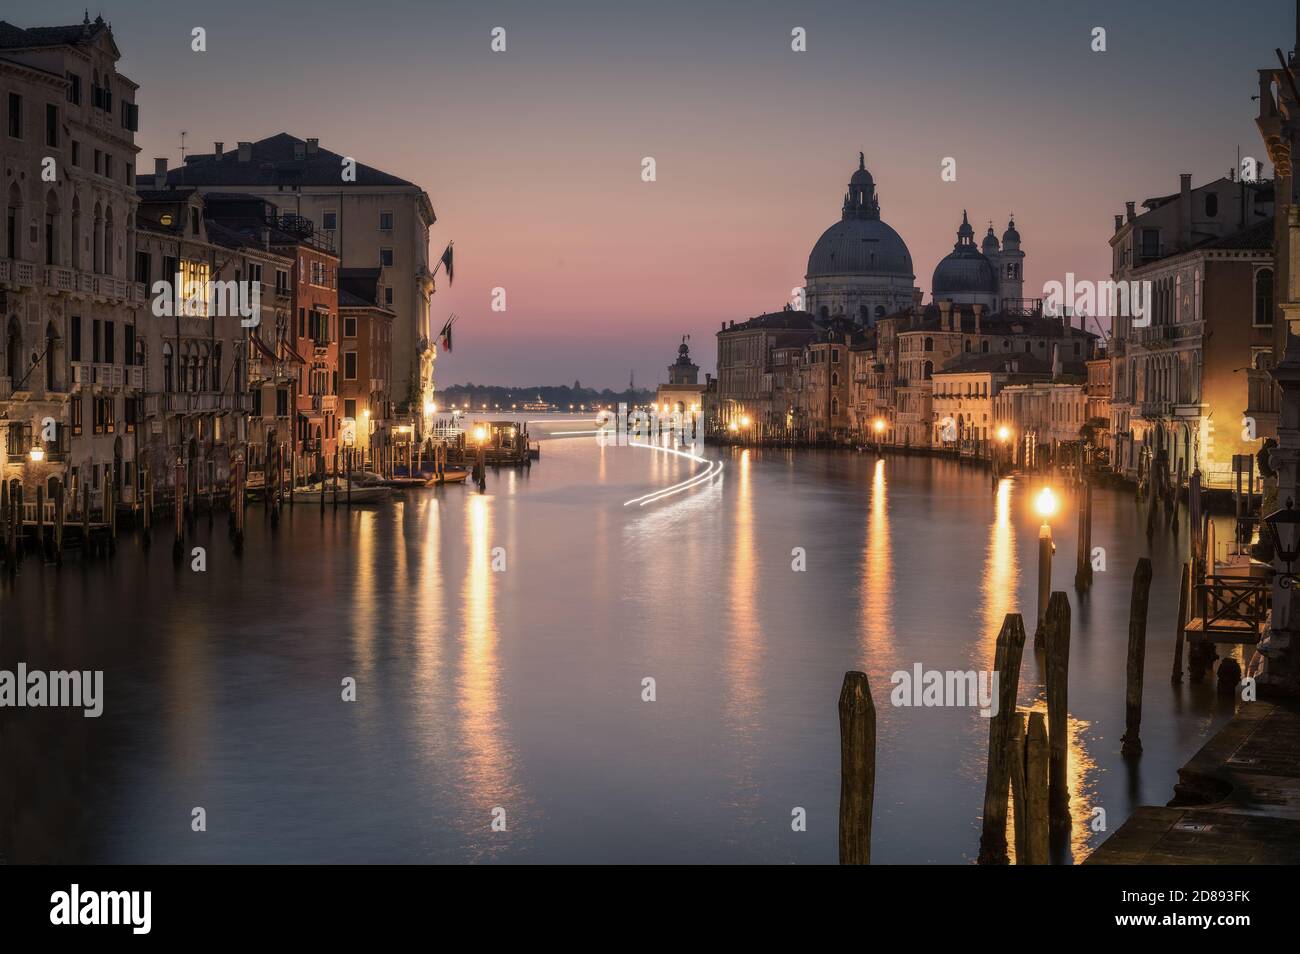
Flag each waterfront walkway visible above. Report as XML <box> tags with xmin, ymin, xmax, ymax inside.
<box><xmin>1085</xmin><ymin>702</ymin><xmax>1300</xmax><ymax>864</ymax></box>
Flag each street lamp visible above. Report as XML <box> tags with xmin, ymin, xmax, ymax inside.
<box><xmin>1034</xmin><ymin>486</ymin><xmax>1058</xmax><ymax>642</ymax></box>
<box><xmin>1264</xmin><ymin>498</ymin><xmax>1300</xmax><ymax>588</ymax></box>
<box><xmin>997</xmin><ymin>425</ymin><xmax>1011</xmax><ymax>443</ymax></box>
<box><xmin>28</xmin><ymin>444</ymin><xmax>45</xmax><ymax>463</ymax></box>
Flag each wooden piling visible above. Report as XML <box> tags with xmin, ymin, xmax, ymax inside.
<box><xmin>1044</xmin><ymin>591</ymin><xmax>1071</xmax><ymax>834</ymax></box>
<box><xmin>53</xmin><ymin>480</ymin><xmax>64</xmax><ymax>565</ymax></box>
<box><xmin>1034</xmin><ymin>524</ymin><xmax>1052</xmax><ymax>648</ymax></box>
<box><xmin>82</xmin><ymin>480</ymin><xmax>90</xmax><ymax>556</ymax></box>
<box><xmin>172</xmin><ymin>458</ymin><xmax>184</xmax><ymax>565</ymax></box>
<box><xmin>978</xmin><ymin>613</ymin><xmax>1027</xmax><ymax>865</ymax></box>
<box><xmin>35</xmin><ymin>485</ymin><xmax>45</xmax><ymax>558</ymax></box>
<box><xmin>1</xmin><ymin>479</ymin><xmax>9</xmax><ymax>568</ymax></box>
<box><xmin>838</xmin><ymin>671</ymin><xmax>876</xmax><ymax>865</ymax></box>
<box><xmin>1172</xmin><ymin>560</ymin><xmax>1190</xmax><ymax>684</ymax></box>
<box><xmin>1121</xmin><ymin>557</ymin><xmax>1153</xmax><ymax>756</ymax></box>
<box><xmin>347</xmin><ymin>448</ymin><xmax>353</xmax><ymax>508</ymax></box>
<box><xmin>105</xmin><ymin>475</ymin><xmax>115</xmax><ymax>555</ymax></box>
<box><xmin>1007</xmin><ymin>711</ymin><xmax>1028</xmax><ymax>862</ymax></box>
<box><xmin>1074</xmin><ymin>480</ymin><xmax>1092</xmax><ymax>592</ymax></box>
<box><xmin>333</xmin><ymin>446</ymin><xmax>339</xmax><ymax>510</ymax></box>
<box><xmin>1023</xmin><ymin>711</ymin><xmax>1050</xmax><ymax>865</ymax></box>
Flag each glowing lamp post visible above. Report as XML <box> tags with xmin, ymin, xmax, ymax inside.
<box><xmin>996</xmin><ymin>425</ymin><xmax>1011</xmax><ymax>476</ymax></box>
<box><xmin>1035</xmin><ymin>486</ymin><xmax>1058</xmax><ymax>643</ymax></box>
<box><xmin>873</xmin><ymin>418</ymin><xmax>886</xmax><ymax>456</ymax></box>
<box><xmin>28</xmin><ymin>444</ymin><xmax>45</xmax><ymax>463</ymax></box>
<box><xmin>472</xmin><ymin>425</ymin><xmax>488</xmax><ymax>491</ymax></box>
<box><xmin>1264</xmin><ymin>498</ymin><xmax>1300</xmax><ymax>588</ymax></box>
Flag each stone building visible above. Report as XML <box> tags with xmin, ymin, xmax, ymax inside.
<box><xmin>655</xmin><ymin>335</ymin><xmax>705</xmax><ymax>414</ymax></box>
<box><xmin>932</xmin><ymin>352</ymin><xmax>1054</xmax><ymax>453</ymax></box>
<box><xmin>161</xmin><ymin>135</ymin><xmax>437</xmax><ymax>422</ymax></box>
<box><xmin>338</xmin><ymin>267</ymin><xmax>395</xmax><ymax>469</ymax></box>
<box><xmin>804</xmin><ymin>155</ymin><xmax>920</xmax><ymax>324</ymax></box>
<box><xmin>713</xmin><ymin>309</ymin><xmax>816</xmax><ymax>437</ymax></box>
<box><xmin>1108</xmin><ymin>171</ymin><xmax>1274</xmax><ymax>488</ymax></box>
<box><xmin>1</xmin><ymin>15</ymin><xmax>146</xmax><ymax>517</ymax></box>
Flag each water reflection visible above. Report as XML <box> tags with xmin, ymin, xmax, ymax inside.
<box><xmin>861</xmin><ymin>458</ymin><xmax>894</xmax><ymax>665</ymax></box>
<box><xmin>979</xmin><ymin>478</ymin><xmax>1019</xmax><ymax>666</ymax></box>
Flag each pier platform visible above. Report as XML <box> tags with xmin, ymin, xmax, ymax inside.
<box><xmin>1085</xmin><ymin>702</ymin><xmax>1300</xmax><ymax>864</ymax></box>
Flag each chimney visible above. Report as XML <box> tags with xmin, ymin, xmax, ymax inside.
<box><xmin>214</xmin><ymin>141</ymin><xmax>223</xmax><ymax>159</ymax></box>
<box><xmin>153</xmin><ymin>157</ymin><xmax>168</xmax><ymax>189</ymax></box>
<box><xmin>1178</xmin><ymin>173</ymin><xmax>1192</xmax><ymax>246</ymax></box>
<box><xmin>1114</xmin><ymin>214</ymin><xmax>1124</xmax><ymax>232</ymax></box>
<box><xmin>293</xmin><ymin>141</ymin><xmax>306</xmax><ymax>160</ymax></box>
<box><xmin>1051</xmin><ymin>343</ymin><xmax>1062</xmax><ymax>382</ymax></box>
<box><xmin>306</xmin><ymin>138</ymin><xmax>319</xmax><ymax>156</ymax></box>
<box><xmin>237</xmin><ymin>141</ymin><xmax>252</xmax><ymax>162</ymax></box>
<box><xmin>1125</xmin><ymin>201</ymin><xmax>1136</xmax><ymax>222</ymax></box>
<box><xmin>721</xmin><ymin>321</ymin><xmax>726</xmax><ymax>331</ymax></box>
<box><xmin>938</xmin><ymin>299</ymin><xmax>952</xmax><ymax>332</ymax></box>
<box><xmin>973</xmin><ymin>302</ymin><xmax>984</xmax><ymax>334</ymax></box>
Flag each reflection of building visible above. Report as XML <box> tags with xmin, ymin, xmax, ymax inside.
<box><xmin>1</xmin><ymin>15</ymin><xmax>146</xmax><ymax>516</ymax></box>
<box><xmin>654</xmin><ymin>335</ymin><xmax>705</xmax><ymax>414</ymax></box>
<box><xmin>1108</xmin><ymin>171</ymin><xmax>1274</xmax><ymax>488</ymax></box>
<box><xmin>162</xmin><ymin>134</ymin><xmax>437</xmax><ymax>418</ymax></box>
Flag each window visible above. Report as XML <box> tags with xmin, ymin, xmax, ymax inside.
<box><xmin>70</xmin><ymin>316</ymin><xmax>81</xmax><ymax>361</ymax></box>
<box><xmin>322</xmin><ymin>211</ymin><xmax>337</xmax><ymax>231</ymax></box>
<box><xmin>189</xmin><ymin>207</ymin><xmax>199</xmax><ymax>235</ymax></box>
<box><xmin>45</xmin><ymin>104</ymin><xmax>58</xmax><ymax>147</ymax></box>
<box><xmin>384</xmin><ymin>287</ymin><xmax>393</xmax><ymax>306</ymax></box>
<box><xmin>1140</xmin><ymin>229</ymin><xmax>1160</xmax><ymax>258</ymax></box>
<box><xmin>344</xmin><ymin>399</ymin><xmax>356</xmax><ymax>418</ymax></box>
<box><xmin>70</xmin><ymin>396</ymin><xmax>83</xmax><ymax>435</ymax></box>
<box><xmin>1255</xmin><ymin>268</ymin><xmax>1275</xmax><ymax>327</ymax></box>
<box><xmin>7</xmin><ymin>93</ymin><xmax>22</xmax><ymax>139</ymax></box>
<box><xmin>71</xmin><ymin>140</ymin><xmax>80</xmax><ymax>166</ymax></box>
<box><xmin>124</xmin><ymin>324</ymin><xmax>134</xmax><ymax>367</ymax></box>
<box><xmin>92</xmin><ymin>319</ymin><xmax>101</xmax><ymax>363</ymax></box>
<box><xmin>276</xmin><ymin>388</ymin><xmax>289</xmax><ymax>417</ymax></box>
<box><xmin>1205</xmin><ymin>193</ymin><xmax>1218</xmax><ymax>218</ymax></box>
<box><xmin>275</xmin><ymin>269</ymin><xmax>290</xmax><ymax>293</ymax></box>
<box><xmin>135</xmin><ymin>250</ymin><xmax>151</xmax><ymax>283</ymax></box>
<box><xmin>66</xmin><ymin>73</ymin><xmax>82</xmax><ymax>105</ymax></box>
<box><xmin>344</xmin><ymin>352</ymin><xmax>357</xmax><ymax>379</ymax></box>
<box><xmin>380</xmin><ymin>247</ymin><xmax>393</xmax><ymax>267</ymax></box>
<box><xmin>379</xmin><ymin>210</ymin><xmax>394</xmax><ymax>231</ymax></box>
<box><xmin>121</xmin><ymin>101</ymin><xmax>138</xmax><ymax>132</ymax></box>
<box><xmin>344</xmin><ymin>316</ymin><xmax>357</xmax><ymax>338</ymax></box>
<box><xmin>104</xmin><ymin>321</ymin><xmax>115</xmax><ymax>364</ymax></box>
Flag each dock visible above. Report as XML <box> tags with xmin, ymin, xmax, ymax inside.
<box><xmin>1085</xmin><ymin>702</ymin><xmax>1300</xmax><ymax>864</ymax></box>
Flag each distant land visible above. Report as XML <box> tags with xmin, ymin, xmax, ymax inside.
<box><xmin>438</xmin><ymin>382</ymin><xmax>658</xmax><ymax>410</ymax></box>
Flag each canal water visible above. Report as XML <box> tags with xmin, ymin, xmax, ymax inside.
<box><xmin>0</xmin><ymin>419</ymin><xmax>1244</xmax><ymax>863</ymax></box>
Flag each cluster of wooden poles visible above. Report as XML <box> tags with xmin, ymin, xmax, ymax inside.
<box><xmin>837</xmin><ymin>558</ymin><xmax>1159</xmax><ymax>864</ymax></box>
<box><xmin>0</xmin><ymin>474</ymin><xmax>120</xmax><ymax>571</ymax></box>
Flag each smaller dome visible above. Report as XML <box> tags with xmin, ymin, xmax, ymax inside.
<box><xmin>932</xmin><ymin>212</ymin><xmax>998</xmax><ymax>297</ymax></box>
<box><xmin>1002</xmin><ymin>217</ymin><xmax>1021</xmax><ymax>245</ymax></box>
<box><xmin>981</xmin><ymin>225</ymin><xmax>1000</xmax><ymax>254</ymax></box>
<box><xmin>850</xmin><ymin>151</ymin><xmax>873</xmax><ymax>189</ymax></box>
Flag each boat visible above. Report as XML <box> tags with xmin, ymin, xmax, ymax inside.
<box><xmin>289</xmin><ymin>481</ymin><xmax>392</xmax><ymax>504</ymax></box>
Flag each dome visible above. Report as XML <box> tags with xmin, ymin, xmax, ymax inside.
<box><xmin>807</xmin><ymin>218</ymin><xmax>914</xmax><ymax>278</ymax></box>
<box><xmin>932</xmin><ymin>211</ymin><xmax>998</xmax><ymax>297</ymax></box>
<box><xmin>981</xmin><ymin>225</ymin><xmax>1000</xmax><ymax>254</ymax></box>
<box><xmin>1002</xmin><ymin>217</ymin><xmax>1020</xmax><ymax>245</ymax></box>
<box><xmin>806</xmin><ymin>154</ymin><xmax>913</xmax><ymax>279</ymax></box>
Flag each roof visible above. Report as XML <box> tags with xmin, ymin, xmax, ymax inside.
<box><xmin>171</xmin><ymin>133</ymin><xmax>420</xmax><ymax>190</ymax></box>
<box><xmin>934</xmin><ymin>352</ymin><xmax>1052</xmax><ymax>375</ymax></box>
<box><xmin>719</xmin><ymin>311</ymin><xmax>817</xmax><ymax>335</ymax></box>
<box><xmin>1202</xmin><ymin>216</ymin><xmax>1275</xmax><ymax>251</ymax></box>
<box><xmin>0</xmin><ymin>19</ymin><xmax>106</xmax><ymax>50</ymax></box>
<box><xmin>891</xmin><ymin>303</ymin><xmax>1100</xmax><ymax>340</ymax></box>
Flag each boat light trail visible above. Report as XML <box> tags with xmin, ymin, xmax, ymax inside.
<box><xmin>623</xmin><ymin>442</ymin><xmax>724</xmax><ymax>507</ymax></box>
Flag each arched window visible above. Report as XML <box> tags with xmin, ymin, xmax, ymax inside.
<box><xmin>922</xmin><ymin>360</ymin><xmax>933</xmax><ymax>381</ymax></box>
<box><xmin>1025</xmin><ymin>341</ymin><xmax>1032</xmax><ymax>353</ymax></box>
<box><xmin>1205</xmin><ymin>193</ymin><xmax>1218</xmax><ymax>217</ymax></box>
<box><xmin>981</xmin><ymin>340</ymin><xmax>990</xmax><ymax>353</ymax></box>
<box><xmin>7</xmin><ymin>183</ymin><xmax>24</xmax><ymax>260</ymax></box>
<box><xmin>44</xmin><ymin>322</ymin><xmax>59</xmax><ymax>391</ymax></box>
<box><xmin>874</xmin><ymin>305</ymin><xmax>886</xmax><ymax>318</ymax></box>
<box><xmin>831</xmin><ymin>372</ymin><xmax>838</xmax><ymax>387</ymax></box>
<box><xmin>964</xmin><ymin>340</ymin><xmax>972</xmax><ymax>352</ymax></box>
<box><xmin>70</xmin><ymin>195</ymin><xmax>81</xmax><ymax>270</ymax></box>
<box><xmin>5</xmin><ymin>316</ymin><xmax>22</xmax><ymax>381</ymax></box>
<box><xmin>1255</xmin><ymin>269</ymin><xmax>1274</xmax><ymax>327</ymax></box>
<box><xmin>923</xmin><ymin>337</ymin><xmax>933</xmax><ymax>352</ymax></box>
<box><xmin>162</xmin><ymin>342</ymin><xmax>173</xmax><ymax>392</ymax></box>
<box><xmin>44</xmin><ymin>189</ymin><xmax>60</xmax><ymax>266</ymax></box>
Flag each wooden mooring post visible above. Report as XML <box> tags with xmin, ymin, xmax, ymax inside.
<box><xmin>142</xmin><ymin>467</ymin><xmax>153</xmax><ymax>549</ymax></box>
<box><xmin>1034</xmin><ymin>522</ymin><xmax>1052</xmax><ymax>648</ymax></box>
<box><xmin>172</xmin><ymin>457</ymin><xmax>185</xmax><ymax>565</ymax></box>
<box><xmin>104</xmin><ymin>475</ymin><xmax>115</xmax><ymax>555</ymax></box>
<box><xmin>53</xmin><ymin>481</ymin><xmax>64</xmax><ymax>565</ymax></box>
<box><xmin>347</xmin><ymin>449</ymin><xmax>353</xmax><ymax>508</ymax></box>
<box><xmin>333</xmin><ymin>446</ymin><xmax>339</xmax><ymax>510</ymax></box>
<box><xmin>1007</xmin><ymin>711</ymin><xmax>1028</xmax><ymax>862</ymax></box>
<box><xmin>233</xmin><ymin>454</ymin><xmax>245</xmax><ymax>555</ymax></box>
<box><xmin>1043</xmin><ymin>591</ymin><xmax>1071</xmax><ymax>835</ymax></box>
<box><xmin>1121</xmin><ymin>558</ymin><xmax>1153</xmax><ymax>756</ymax></box>
<box><xmin>35</xmin><ymin>485</ymin><xmax>45</xmax><ymax>559</ymax></box>
<box><xmin>1</xmin><ymin>479</ymin><xmax>9</xmax><ymax>570</ymax></box>
<box><xmin>838</xmin><ymin>671</ymin><xmax>876</xmax><ymax>865</ymax></box>
<box><xmin>1074</xmin><ymin>480</ymin><xmax>1092</xmax><ymax>592</ymax></box>
<box><xmin>1023</xmin><ymin>711</ymin><xmax>1050</xmax><ymax>865</ymax></box>
<box><xmin>81</xmin><ymin>481</ymin><xmax>90</xmax><ymax>558</ymax></box>
<box><xmin>978</xmin><ymin>613</ymin><xmax>1027</xmax><ymax>864</ymax></box>
<box><xmin>1171</xmin><ymin>560</ymin><xmax>1190</xmax><ymax>684</ymax></box>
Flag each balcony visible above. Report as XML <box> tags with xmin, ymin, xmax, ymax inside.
<box><xmin>162</xmin><ymin>392</ymin><xmax>252</xmax><ymax>414</ymax></box>
<box><xmin>2</xmin><ymin>259</ymin><xmax>147</xmax><ymax>303</ymax></box>
<box><xmin>1139</xmin><ymin>400</ymin><xmax>1173</xmax><ymax>418</ymax></box>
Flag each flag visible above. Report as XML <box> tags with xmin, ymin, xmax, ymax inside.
<box><xmin>438</xmin><ymin>315</ymin><xmax>457</xmax><ymax>353</ymax></box>
<box><xmin>439</xmin><ymin>243</ymin><xmax>454</xmax><ymax>285</ymax></box>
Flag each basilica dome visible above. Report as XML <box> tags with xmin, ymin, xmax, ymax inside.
<box><xmin>932</xmin><ymin>211</ymin><xmax>998</xmax><ymax>298</ymax></box>
<box><xmin>806</xmin><ymin>154</ymin><xmax>914</xmax><ymax>280</ymax></box>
